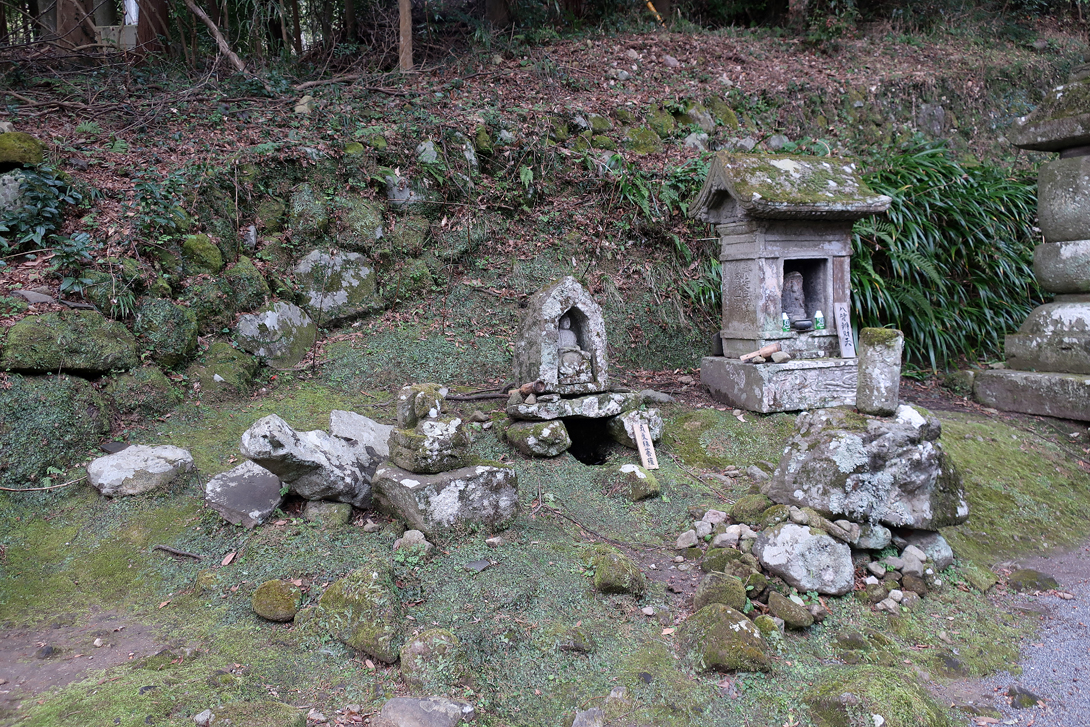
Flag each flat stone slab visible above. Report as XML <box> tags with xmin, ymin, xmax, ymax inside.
<box><xmin>88</xmin><ymin>445</ymin><xmax>194</xmax><ymax>497</ymax></box>
<box><xmin>330</xmin><ymin>410</ymin><xmax>393</xmax><ymax>459</ymax></box>
<box><xmin>506</xmin><ymin>391</ymin><xmax>637</xmax><ymax>421</ymax></box>
<box><xmin>204</xmin><ymin>460</ymin><xmax>284</xmax><ymax>528</ymax></box>
<box><xmin>371</xmin><ymin>697</ymin><xmax>474</xmax><ymax>727</ymax></box>
<box><xmin>974</xmin><ymin>369</ymin><xmax>1090</xmax><ymax>422</ymax></box>
<box><xmin>700</xmin><ymin>356</ymin><xmax>857</xmax><ymax>413</ymax></box>
<box><xmin>372</xmin><ymin>463</ymin><xmax>519</xmax><ymax>536</ymax></box>
<box><xmin>1011</xmin><ymin>77</ymin><xmax>1090</xmax><ymax>152</ymax></box>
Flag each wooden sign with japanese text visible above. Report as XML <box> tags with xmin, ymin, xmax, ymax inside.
<box><xmin>834</xmin><ymin>302</ymin><xmax>856</xmax><ymax>358</ymax></box>
<box><xmin>634</xmin><ymin>420</ymin><xmax>659</xmax><ymax>470</ymax></box>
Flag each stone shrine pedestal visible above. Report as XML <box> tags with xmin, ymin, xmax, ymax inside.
<box><xmin>700</xmin><ymin>357</ymin><xmax>857</xmax><ymax>413</ymax></box>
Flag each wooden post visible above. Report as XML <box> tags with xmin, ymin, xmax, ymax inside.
<box><xmin>398</xmin><ymin>0</ymin><xmax>411</xmax><ymax>71</ymax></box>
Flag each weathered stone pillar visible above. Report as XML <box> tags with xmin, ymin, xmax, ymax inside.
<box><xmin>856</xmin><ymin>328</ymin><xmax>904</xmax><ymax>416</ymax></box>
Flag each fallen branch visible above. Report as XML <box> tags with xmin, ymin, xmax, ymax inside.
<box><xmin>294</xmin><ymin>73</ymin><xmax>362</xmax><ymax>91</ymax></box>
<box><xmin>152</xmin><ymin>544</ymin><xmax>203</xmax><ymax>560</ymax></box>
<box><xmin>181</xmin><ymin>0</ymin><xmax>246</xmax><ymax>73</ymax></box>
<box><xmin>666</xmin><ymin>453</ymin><xmax>733</xmax><ymax>503</ymax></box>
<box><xmin>0</xmin><ymin>477</ymin><xmax>86</xmax><ymax>492</ymax></box>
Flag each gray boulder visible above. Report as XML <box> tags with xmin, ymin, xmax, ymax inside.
<box><xmin>293</xmin><ymin>250</ymin><xmax>380</xmax><ymax>325</ymax></box>
<box><xmin>507</xmin><ymin>391</ymin><xmax>637</xmax><ymax>421</ymax></box>
<box><xmin>329</xmin><ymin>409</ymin><xmax>393</xmax><ymax>459</ymax></box>
<box><xmin>506</xmin><ymin>419</ymin><xmax>571</xmax><ymax>457</ymax></box>
<box><xmin>235</xmin><ymin>302</ymin><xmax>317</xmax><ymax>369</ymax></box>
<box><xmin>240</xmin><ymin>414</ymin><xmax>373</xmax><ymax>507</ymax></box>
<box><xmin>752</xmin><ymin>522</ymin><xmax>854</xmax><ymax>596</ymax></box>
<box><xmin>606</xmin><ymin>408</ymin><xmax>663</xmax><ymax>449</ymax></box>
<box><xmin>372</xmin><ymin>462</ymin><xmax>519</xmax><ymax>536</ymax></box>
<box><xmin>371</xmin><ymin>697</ymin><xmax>474</xmax><ymax>727</ymax></box>
<box><xmin>317</xmin><ymin>563</ymin><xmax>401</xmax><ymax>662</ymax></box>
<box><xmin>388</xmin><ymin>417</ymin><xmax>470</xmax><ymax>474</ymax></box>
<box><xmin>204</xmin><ymin>460</ymin><xmax>283</xmax><ymax>528</ymax></box>
<box><xmin>87</xmin><ymin>445</ymin><xmax>194</xmax><ymax>497</ymax></box>
<box><xmin>892</xmin><ymin>530</ymin><xmax>954</xmax><ymax>571</ymax></box>
<box><xmin>764</xmin><ymin>405</ymin><xmax>968</xmax><ymax>531</ymax></box>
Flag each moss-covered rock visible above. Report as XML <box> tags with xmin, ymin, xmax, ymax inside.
<box><xmin>767</xmin><ymin>591</ymin><xmax>814</xmax><ymax>629</ymax></box>
<box><xmin>590</xmin><ymin>545</ymin><xmax>646</xmax><ymax>596</ymax></box>
<box><xmin>256</xmin><ymin>198</ymin><xmax>286</xmax><ymax>233</ymax></box>
<box><xmin>235</xmin><ymin>301</ymin><xmax>317</xmax><ymax>369</ymax></box>
<box><xmin>730</xmin><ymin>493</ymin><xmax>773</xmax><ymax>522</ymax></box>
<box><xmin>386</xmin><ymin>215</ymin><xmax>430</xmax><ymax>256</ymax></box>
<box><xmin>804</xmin><ymin>666</ymin><xmax>954</xmax><ymax>727</ymax></box>
<box><xmin>646</xmin><ymin>105</ymin><xmax>676</xmax><ymax>137</ymax></box>
<box><xmin>317</xmin><ymin>563</ymin><xmax>402</xmax><ymax>663</ymax></box>
<box><xmin>181</xmin><ymin>234</ymin><xmax>224</xmax><ymax>275</ymax></box>
<box><xmin>182</xmin><ymin>280</ymin><xmax>234</xmax><ymax>335</ymax></box>
<box><xmin>0</xmin><ymin>131</ymin><xmax>45</xmax><ymax>166</ymax></box>
<box><xmin>289</xmin><ymin>183</ymin><xmax>329</xmax><ymax>237</ymax></box>
<box><xmin>399</xmin><ymin>628</ymin><xmax>471</xmax><ymax>692</ymax></box>
<box><xmin>223</xmin><ymin>255</ymin><xmax>270</xmax><ymax>313</ymax></box>
<box><xmin>189</xmin><ymin>342</ymin><xmax>258</xmax><ymax>401</ymax></box>
<box><xmin>591</xmin><ymin>135</ymin><xmax>616</xmax><ymax>150</ymax></box>
<box><xmin>506</xmin><ymin>419</ymin><xmax>571</xmax><ymax>458</ymax></box>
<box><xmin>0</xmin><ymin>373</ymin><xmax>109</xmax><ymax>487</ymax></box>
<box><xmin>294</xmin><ymin>250</ymin><xmax>381</xmax><ymax>325</ymax></box>
<box><xmin>693</xmin><ymin>572</ymin><xmax>746</xmax><ymax>612</ymax></box>
<box><xmin>336</xmin><ymin>195</ymin><xmax>385</xmax><ymax>253</ymax></box>
<box><xmin>706</xmin><ymin>96</ymin><xmax>740</xmax><ymax>128</ymax></box>
<box><xmin>755</xmin><ymin>503</ymin><xmax>790</xmax><ymax>530</ymax></box>
<box><xmin>625</xmin><ymin>127</ymin><xmax>663</xmax><ymax>155</ymax></box>
<box><xmin>614</xmin><ymin>463</ymin><xmax>659</xmax><ymax>501</ymax></box>
<box><xmin>105</xmin><ymin>365</ymin><xmax>182</xmax><ymax>417</ymax></box>
<box><xmin>679</xmin><ymin>603</ymin><xmax>770</xmax><ymax>672</ymax></box>
<box><xmin>212</xmin><ymin>701</ymin><xmax>305</xmax><ymax>727</ymax></box>
<box><xmin>303</xmin><ymin>500</ymin><xmax>353</xmax><ymax>527</ymax></box>
<box><xmin>0</xmin><ymin>310</ymin><xmax>138</xmax><ymax>374</ymax></box>
<box><xmin>1007</xmin><ymin>568</ymin><xmax>1059</xmax><ymax>592</ymax></box>
<box><xmin>134</xmin><ymin>299</ymin><xmax>198</xmax><ymax>369</ymax></box>
<box><xmin>474</xmin><ymin>126</ymin><xmax>494</xmax><ymax>155</ymax></box>
<box><xmin>252</xmin><ymin>579</ymin><xmax>302</xmax><ymax>621</ymax></box>
<box><xmin>587</xmin><ymin>113</ymin><xmax>613</xmax><ymax>132</ymax></box>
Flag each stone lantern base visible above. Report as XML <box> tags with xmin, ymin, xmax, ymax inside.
<box><xmin>700</xmin><ymin>356</ymin><xmax>858</xmax><ymax>413</ymax></box>
<box><xmin>974</xmin><ymin>369</ymin><xmax>1090</xmax><ymax>422</ymax></box>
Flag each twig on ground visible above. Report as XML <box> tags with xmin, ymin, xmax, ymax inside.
<box><xmin>152</xmin><ymin>545</ymin><xmax>203</xmax><ymax>560</ymax></box>
<box><xmin>0</xmin><ymin>477</ymin><xmax>86</xmax><ymax>492</ymax></box>
<box><xmin>666</xmin><ymin>452</ymin><xmax>733</xmax><ymax>502</ymax></box>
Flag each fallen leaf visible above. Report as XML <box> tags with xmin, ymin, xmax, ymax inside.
<box><xmin>661</xmin><ymin>628</ymin><xmax>676</xmax><ymax>635</ymax></box>
<box><xmin>365</xmin><ymin>659</ymin><xmax>375</xmax><ymax>669</ymax></box>
<box><xmin>222</xmin><ymin>552</ymin><xmax>235</xmax><ymax>566</ymax></box>
<box><xmin>158</xmin><ymin>601</ymin><xmax>170</xmax><ymax>609</ymax></box>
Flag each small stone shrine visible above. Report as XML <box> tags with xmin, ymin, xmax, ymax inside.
<box><xmin>507</xmin><ymin>276</ymin><xmax>663</xmax><ymax>462</ymax></box>
<box><xmin>974</xmin><ymin>68</ymin><xmax>1090</xmax><ymax>421</ymax></box>
<box><xmin>690</xmin><ymin>152</ymin><xmax>891</xmax><ymax>413</ymax></box>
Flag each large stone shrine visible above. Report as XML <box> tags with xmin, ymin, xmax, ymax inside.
<box><xmin>690</xmin><ymin>152</ymin><xmax>891</xmax><ymax>413</ymax></box>
<box><xmin>974</xmin><ymin>69</ymin><xmax>1090</xmax><ymax>421</ymax></box>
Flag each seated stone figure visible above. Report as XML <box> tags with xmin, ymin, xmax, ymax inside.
<box><xmin>557</xmin><ymin>314</ymin><xmax>594</xmax><ymax>386</ymax></box>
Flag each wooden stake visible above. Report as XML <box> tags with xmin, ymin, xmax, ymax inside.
<box><xmin>833</xmin><ymin>302</ymin><xmax>856</xmax><ymax>358</ymax></box>
<box><xmin>739</xmin><ymin>343</ymin><xmax>781</xmax><ymax>362</ymax></box>
<box><xmin>634</xmin><ymin>421</ymin><xmax>659</xmax><ymax>470</ymax></box>
<box><xmin>398</xmin><ymin>0</ymin><xmax>412</xmax><ymax>71</ymax></box>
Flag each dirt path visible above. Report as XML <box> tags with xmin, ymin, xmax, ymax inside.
<box><xmin>0</xmin><ymin>611</ymin><xmax>164</xmax><ymax>723</ymax></box>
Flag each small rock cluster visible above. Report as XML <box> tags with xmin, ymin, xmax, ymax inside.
<box><xmin>372</xmin><ymin>383</ymin><xmax>519</xmax><ymax>536</ymax></box>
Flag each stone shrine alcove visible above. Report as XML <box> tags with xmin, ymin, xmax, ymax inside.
<box><xmin>513</xmin><ymin>276</ymin><xmax>608</xmax><ymax>395</ymax></box>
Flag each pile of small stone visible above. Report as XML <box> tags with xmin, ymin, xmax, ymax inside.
<box><xmin>372</xmin><ymin>383</ymin><xmax>519</xmax><ymax>536</ymax></box>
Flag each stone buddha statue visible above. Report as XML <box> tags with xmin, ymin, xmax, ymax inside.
<box><xmin>557</xmin><ymin>313</ymin><xmax>593</xmax><ymax>385</ymax></box>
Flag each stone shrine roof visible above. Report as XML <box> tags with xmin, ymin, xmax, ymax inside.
<box><xmin>1011</xmin><ymin>76</ymin><xmax>1090</xmax><ymax>152</ymax></box>
<box><xmin>689</xmin><ymin>152</ymin><xmax>891</xmax><ymax>223</ymax></box>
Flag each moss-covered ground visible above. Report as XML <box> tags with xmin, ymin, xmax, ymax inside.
<box><xmin>3</xmin><ymin>374</ymin><xmax>1086</xmax><ymax>726</ymax></box>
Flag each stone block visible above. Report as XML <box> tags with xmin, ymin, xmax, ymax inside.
<box><xmin>1034</xmin><ymin>240</ymin><xmax>1090</xmax><ymax>294</ymax></box>
<box><xmin>235</xmin><ymin>302</ymin><xmax>317</xmax><ymax>369</ymax></box>
<box><xmin>1005</xmin><ymin>302</ymin><xmax>1090</xmax><ymax>374</ymax></box>
<box><xmin>856</xmin><ymin>328</ymin><xmax>903</xmax><ymax>416</ymax></box>
<box><xmin>753</xmin><ymin>522</ymin><xmax>855</xmax><ymax>596</ymax></box>
<box><xmin>507</xmin><ymin>390</ymin><xmax>637</xmax><ymax>421</ymax></box>
<box><xmin>506</xmin><ymin>419</ymin><xmax>571</xmax><ymax>457</ymax></box>
<box><xmin>372</xmin><ymin>463</ymin><xmax>519</xmax><ymax>536</ymax></box>
<box><xmin>388</xmin><ymin>417</ymin><xmax>470</xmax><ymax>474</ymax></box>
<box><xmin>700</xmin><ymin>356</ymin><xmax>857</xmax><ymax>413</ymax></box>
<box><xmin>1038</xmin><ymin>155</ymin><xmax>1090</xmax><ymax>243</ymax></box>
<box><xmin>88</xmin><ymin>445</ymin><xmax>194</xmax><ymax>497</ymax></box>
<box><xmin>606</xmin><ymin>408</ymin><xmax>663</xmax><ymax>449</ymax></box>
<box><xmin>974</xmin><ymin>369</ymin><xmax>1090</xmax><ymax>422</ymax></box>
<box><xmin>205</xmin><ymin>460</ymin><xmax>283</xmax><ymax>528</ymax></box>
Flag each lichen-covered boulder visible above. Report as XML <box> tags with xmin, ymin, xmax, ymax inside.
<box><xmin>87</xmin><ymin>444</ymin><xmax>194</xmax><ymax>497</ymax></box>
<box><xmin>765</xmin><ymin>405</ymin><xmax>968</xmax><ymax>531</ymax></box>
<box><xmin>235</xmin><ymin>301</ymin><xmax>317</xmax><ymax>368</ymax></box>
<box><xmin>105</xmin><ymin>366</ymin><xmax>182</xmax><ymax>417</ymax></box>
<box><xmin>399</xmin><ymin>629</ymin><xmax>471</xmax><ymax>692</ymax></box>
<box><xmin>329</xmin><ymin>409</ymin><xmax>393</xmax><ymax>459</ymax></box>
<box><xmin>589</xmin><ymin>545</ymin><xmax>646</xmax><ymax>596</ymax></box>
<box><xmin>507</xmin><ymin>391</ymin><xmax>636</xmax><ymax>421</ymax></box>
<box><xmin>506</xmin><ymin>419</ymin><xmax>571</xmax><ymax>457</ymax></box>
<box><xmin>752</xmin><ymin>523</ymin><xmax>854</xmax><ymax>596</ymax></box>
<box><xmin>372</xmin><ymin>462</ymin><xmax>519</xmax><ymax>536</ymax></box>
<box><xmin>0</xmin><ymin>310</ymin><xmax>138</xmax><ymax>374</ymax></box>
<box><xmin>181</xmin><ymin>234</ymin><xmax>224</xmax><ymax>275</ymax></box>
<box><xmin>606</xmin><ymin>408</ymin><xmax>663</xmax><ymax>449</ymax></box>
<box><xmin>289</xmin><ymin>183</ymin><xmax>329</xmax><ymax>237</ymax></box>
<box><xmin>614</xmin><ymin>463</ymin><xmax>660</xmax><ymax>501</ymax></box>
<box><xmin>804</xmin><ymin>666</ymin><xmax>955</xmax><ymax>727</ymax></box>
<box><xmin>693</xmin><ymin>572</ymin><xmax>747</xmax><ymax>612</ymax></box>
<box><xmin>767</xmin><ymin>591</ymin><xmax>814</xmax><ymax>629</ymax></box>
<box><xmin>679</xmin><ymin>604</ymin><xmax>770</xmax><ymax>673</ymax></box>
<box><xmin>371</xmin><ymin>697</ymin><xmax>473</xmax><ymax>727</ymax></box>
<box><xmin>646</xmin><ymin>105</ymin><xmax>676</xmax><ymax>137</ymax></box>
<box><xmin>256</xmin><ymin>198</ymin><xmax>286</xmax><ymax>232</ymax></box>
<box><xmin>240</xmin><ymin>414</ymin><xmax>374</xmax><ymax>507</ymax></box>
<box><xmin>134</xmin><ymin>299</ymin><xmax>198</xmax><ymax>369</ymax></box>
<box><xmin>388</xmin><ymin>417</ymin><xmax>470</xmax><ymax>474</ymax></box>
<box><xmin>317</xmin><ymin>563</ymin><xmax>402</xmax><ymax>662</ymax></box>
<box><xmin>336</xmin><ymin>195</ymin><xmax>385</xmax><ymax>252</ymax></box>
<box><xmin>189</xmin><ymin>342</ymin><xmax>259</xmax><ymax>401</ymax></box>
<box><xmin>252</xmin><ymin>579</ymin><xmax>302</xmax><ymax>621</ymax></box>
<box><xmin>223</xmin><ymin>256</ymin><xmax>270</xmax><ymax>312</ymax></box>
<box><xmin>0</xmin><ymin>373</ymin><xmax>109</xmax><ymax>488</ymax></box>
<box><xmin>396</xmin><ymin>382</ymin><xmax>447</xmax><ymax>428</ymax></box>
<box><xmin>0</xmin><ymin>131</ymin><xmax>45</xmax><ymax>166</ymax></box>
<box><xmin>293</xmin><ymin>250</ymin><xmax>380</xmax><ymax>325</ymax></box>
<box><xmin>624</xmin><ymin>127</ymin><xmax>663</xmax><ymax>154</ymax></box>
